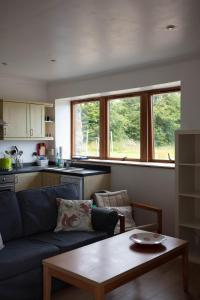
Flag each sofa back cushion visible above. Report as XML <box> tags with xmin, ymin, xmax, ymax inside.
<box><xmin>0</xmin><ymin>191</ymin><xmax>23</xmax><ymax>242</ymax></box>
<box><xmin>17</xmin><ymin>184</ymin><xmax>79</xmax><ymax>236</ymax></box>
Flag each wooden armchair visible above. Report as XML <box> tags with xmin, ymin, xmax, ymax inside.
<box><xmin>118</xmin><ymin>202</ymin><xmax>162</xmax><ymax>234</ymax></box>
<box><xmin>92</xmin><ymin>190</ymin><xmax>162</xmax><ymax>234</ymax></box>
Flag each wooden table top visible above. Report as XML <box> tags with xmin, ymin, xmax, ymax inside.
<box><xmin>43</xmin><ymin>229</ymin><xmax>187</xmax><ymax>285</ymax></box>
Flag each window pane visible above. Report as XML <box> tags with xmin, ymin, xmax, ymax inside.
<box><xmin>73</xmin><ymin>101</ymin><xmax>100</xmax><ymax>157</ymax></box>
<box><xmin>152</xmin><ymin>91</ymin><xmax>181</xmax><ymax>160</ymax></box>
<box><xmin>108</xmin><ymin>97</ymin><xmax>140</xmax><ymax>159</ymax></box>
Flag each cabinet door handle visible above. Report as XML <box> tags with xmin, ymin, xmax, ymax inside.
<box><xmin>3</xmin><ymin>127</ymin><xmax>6</xmax><ymax>136</ymax></box>
<box><xmin>30</xmin><ymin>129</ymin><xmax>33</xmax><ymax>136</ymax></box>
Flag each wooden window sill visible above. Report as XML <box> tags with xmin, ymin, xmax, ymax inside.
<box><xmin>77</xmin><ymin>159</ymin><xmax>175</xmax><ymax>169</ymax></box>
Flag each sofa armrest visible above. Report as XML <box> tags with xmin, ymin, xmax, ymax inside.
<box><xmin>91</xmin><ymin>207</ymin><xmax>118</xmax><ymax>236</ymax></box>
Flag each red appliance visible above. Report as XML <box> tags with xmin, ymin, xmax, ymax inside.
<box><xmin>37</xmin><ymin>143</ymin><xmax>46</xmax><ymax>156</ymax></box>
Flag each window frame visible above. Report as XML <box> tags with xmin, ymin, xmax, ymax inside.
<box><xmin>148</xmin><ymin>87</ymin><xmax>181</xmax><ymax>162</ymax></box>
<box><xmin>71</xmin><ymin>99</ymin><xmax>101</xmax><ymax>159</ymax></box>
<box><xmin>70</xmin><ymin>86</ymin><xmax>181</xmax><ymax>162</ymax></box>
<box><xmin>106</xmin><ymin>93</ymin><xmax>142</xmax><ymax>161</ymax></box>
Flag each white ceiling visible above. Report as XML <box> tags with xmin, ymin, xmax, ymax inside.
<box><xmin>0</xmin><ymin>0</ymin><xmax>200</xmax><ymax>82</ymax></box>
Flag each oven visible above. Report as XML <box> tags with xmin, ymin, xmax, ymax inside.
<box><xmin>0</xmin><ymin>175</ymin><xmax>15</xmax><ymax>192</ymax></box>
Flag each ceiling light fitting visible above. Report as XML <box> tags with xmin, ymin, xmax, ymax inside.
<box><xmin>166</xmin><ymin>24</ymin><xmax>176</xmax><ymax>31</ymax></box>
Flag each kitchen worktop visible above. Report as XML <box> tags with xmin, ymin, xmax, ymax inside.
<box><xmin>0</xmin><ymin>163</ymin><xmax>110</xmax><ymax>177</ymax></box>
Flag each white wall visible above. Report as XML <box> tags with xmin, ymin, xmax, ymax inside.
<box><xmin>55</xmin><ymin>100</ymin><xmax>71</xmax><ymax>159</ymax></box>
<box><xmin>47</xmin><ymin>57</ymin><xmax>200</xmax><ymax>236</ymax></box>
<box><xmin>0</xmin><ymin>74</ymin><xmax>47</xmax><ymax>102</ymax></box>
<box><xmin>48</xmin><ymin>57</ymin><xmax>200</xmax><ymax>130</ymax></box>
<box><xmin>111</xmin><ymin>165</ymin><xmax>175</xmax><ymax>235</ymax></box>
<box><xmin>0</xmin><ymin>75</ymin><xmax>48</xmax><ymax>162</ymax></box>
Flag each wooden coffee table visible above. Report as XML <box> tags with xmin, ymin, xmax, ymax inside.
<box><xmin>43</xmin><ymin>229</ymin><xmax>188</xmax><ymax>300</ymax></box>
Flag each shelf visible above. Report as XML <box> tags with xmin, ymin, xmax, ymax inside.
<box><xmin>179</xmin><ymin>192</ymin><xmax>200</xmax><ymax>198</ymax></box>
<box><xmin>176</xmin><ymin>131</ymin><xmax>200</xmax><ymax>264</ymax></box>
<box><xmin>178</xmin><ymin>163</ymin><xmax>200</xmax><ymax>166</ymax></box>
<box><xmin>0</xmin><ymin>137</ymin><xmax>54</xmax><ymax>141</ymax></box>
<box><xmin>189</xmin><ymin>254</ymin><xmax>200</xmax><ymax>264</ymax></box>
<box><xmin>179</xmin><ymin>220</ymin><xmax>200</xmax><ymax>230</ymax></box>
<box><xmin>44</xmin><ymin>120</ymin><xmax>54</xmax><ymax>123</ymax></box>
<box><xmin>176</xmin><ymin>130</ymin><xmax>200</xmax><ymax>135</ymax></box>
<box><xmin>43</xmin><ymin>137</ymin><xmax>54</xmax><ymax>140</ymax></box>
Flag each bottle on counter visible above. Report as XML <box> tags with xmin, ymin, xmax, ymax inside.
<box><xmin>55</xmin><ymin>152</ymin><xmax>59</xmax><ymax>167</ymax></box>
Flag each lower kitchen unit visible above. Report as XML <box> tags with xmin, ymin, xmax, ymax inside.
<box><xmin>0</xmin><ymin>164</ymin><xmax>111</xmax><ymax>199</ymax></box>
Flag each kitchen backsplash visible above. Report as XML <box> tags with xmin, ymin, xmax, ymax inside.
<box><xmin>0</xmin><ymin>141</ymin><xmax>39</xmax><ymax>163</ymax></box>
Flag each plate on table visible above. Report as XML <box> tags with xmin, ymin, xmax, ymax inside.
<box><xmin>130</xmin><ymin>232</ymin><xmax>165</xmax><ymax>245</ymax></box>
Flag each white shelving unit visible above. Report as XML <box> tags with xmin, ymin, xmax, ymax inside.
<box><xmin>44</xmin><ymin>104</ymin><xmax>55</xmax><ymax>159</ymax></box>
<box><xmin>176</xmin><ymin>130</ymin><xmax>200</xmax><ymax>264</ymax></box>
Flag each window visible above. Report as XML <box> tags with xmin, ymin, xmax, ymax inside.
<box><xmin>108</xmin><ymin>96</ymin><xmax>141</xmax><ymax>159</ymax></box>
<box><xmin>72</xmin><ymin>101</ymin><xmax>100</xmax><ymax>157</ymax></box>
<box><xmin>151</xmin><ymin>91</ymin><xmax>181</xmax><ymax>161</ymax></box>
<box><xmin>71</xmin><ymin>87</ymin><xmax>181</xmax><ymax>162</ymax></box>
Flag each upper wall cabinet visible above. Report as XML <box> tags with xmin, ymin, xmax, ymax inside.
<box><xmin>2</xmin><ymin>101</ymin><xmax>27</xmax><ymax>138</ymax></box>
<box><xmin>28</xmin><ymin>104</ymin><xmax>45</xmax><ymax>138</ymax></box>
<box><xmin>0</xmin><ymin>100</ymin><xmax>53</xmax><ymax>140</ymax></box>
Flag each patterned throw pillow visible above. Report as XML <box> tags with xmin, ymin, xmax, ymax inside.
<box><xmin>95</xmin><ymin>190</ymin><xmax>130</xmax><ymax>207</ymax></box>
<box><xmin>54</xmin><ymin>199</ymin><xmax>93</xmax><ymax>232</ymax></box>
<box><xmin>0</xmin><ymin>233</ymin><xmax>4</xmax><ymax>250</ymax></box>
<box><xmin>107</xmin><ymin>206</ymin><xmax>136</xmax><ymax>234</ymax></box>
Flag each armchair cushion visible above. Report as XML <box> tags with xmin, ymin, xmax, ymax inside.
<box><xmin>95</xmin><ymin>190</ymin><xmax>130</xmax><ymax>207</ymax></box>
<box><xmin>108</xmin><ymin>206</ymin><xmax>136</xmax><ymax>233</ymax></box>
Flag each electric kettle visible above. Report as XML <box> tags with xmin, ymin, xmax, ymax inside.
<box><xmin>0</xmin><ymin>158</ymin><xmax>12</xmax><ymax>171</ymax></box>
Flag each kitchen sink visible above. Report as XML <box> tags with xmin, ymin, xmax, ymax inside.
<box><xmin>46</xmin><ymin>167</ymin><xmax>84</xmax><ymax>172</ymax></box>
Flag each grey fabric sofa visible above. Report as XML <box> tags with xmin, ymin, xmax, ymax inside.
<box><xmin>0</xmin><ymin>184</ymin><xmax>118</xmax><ymax>300</ymax></box>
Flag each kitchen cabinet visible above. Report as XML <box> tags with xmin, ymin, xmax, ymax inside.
<box><xmin>0</xmin><ymin>101</ymin><xmax>27</xmax><ymax>138</ymax></box>
<box><xmin>84</xmin><ymin>173</ymin><xmax>110</xmax><ymax>199</ymax></box>
<box><xmin>28</xmin><ymin>104</ymin><xmax>45</xmax><ymax>138</ymax></box>
<box><xmin>176</xmin><ymin>130</ymin><xmax>200</xmax><ymax>264</ymax></box>
<box><xmin>15</xmin><ymin>172</ymin><xmax>42</xmax><ymax>192</ymax></box>
<box><xmin>42</xmin><ymin>172</ymin><xmax>60</xmax><ymax>187</ymax></box>
<box><xmin>0</xmin><ymin>100</ymin><xmax>53</xmax><ymax>140</ymax></box>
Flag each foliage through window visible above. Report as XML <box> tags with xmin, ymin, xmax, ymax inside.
<box><xmin>108</xmin><ymin>97</ymin><xmax>140</xmax><ymax>159</ymax></box>
<box><xmin>72</xmin><ymin>101</ymin><xmax>100</xmax><ymax>157</ymax></box>
<box><xmin>71</xmin><ymin>87</ymin><xmax>181</xmax><ymax>162</ymax></box>
<box><xmin>152</xmin><ymin>91</ymin><xmax>181</xmax><ymax>160</ymax></box>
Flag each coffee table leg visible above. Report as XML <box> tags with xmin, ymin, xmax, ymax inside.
<box><xmin>43</xmin><ymin>265</ymin><xmax>52</xmax><ymax>300</ymax></box>
<box><xmin>94</xmin><ymin>286</ymin><xmax>104</xmax><ymax>300</ymax></box>
<box><xmin>182</xmin><ymin>245</ymin><xmax>189</xmax><ymax>293</ymax></box>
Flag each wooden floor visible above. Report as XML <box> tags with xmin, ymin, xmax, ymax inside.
<box><xmin>52</xmin><ymin>259</ymin><xmax>200</xmax><ymax>300</ymax></box>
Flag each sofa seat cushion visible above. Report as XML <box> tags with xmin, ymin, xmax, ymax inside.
<box><xmin>0</xmin><ymin>239</ymin><xmax>59</xmax><ymax>280</ymax></box>
<box><xmin>30</xmin><ymin>231</ymin><xmax>108</xmax><ymax>252</ymax></box>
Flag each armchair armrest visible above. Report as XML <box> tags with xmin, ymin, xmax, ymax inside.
<box><xmin>131</xmin><ymin>202</ymin><xmax>162</xmax><ymax>234</ymax></box>
<box><xmin>118</xmin><ymin>214</ymin><xmax>125</xmax><ymax>233</ymax></box>
<box><xmin>91</xmin><ymin>207</ymin><xmax>118</xmax><ymax>236</ymax></box>
<box><xmin>118</xmin><ymin>202</ymin><xmax>162</xmax><ymax>234</ymax></box>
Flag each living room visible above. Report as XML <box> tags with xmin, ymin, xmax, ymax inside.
<box><xmin>0</xmin><ymin>0</ymin><xmax>200</xmax><ymax>299</ymax></box>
